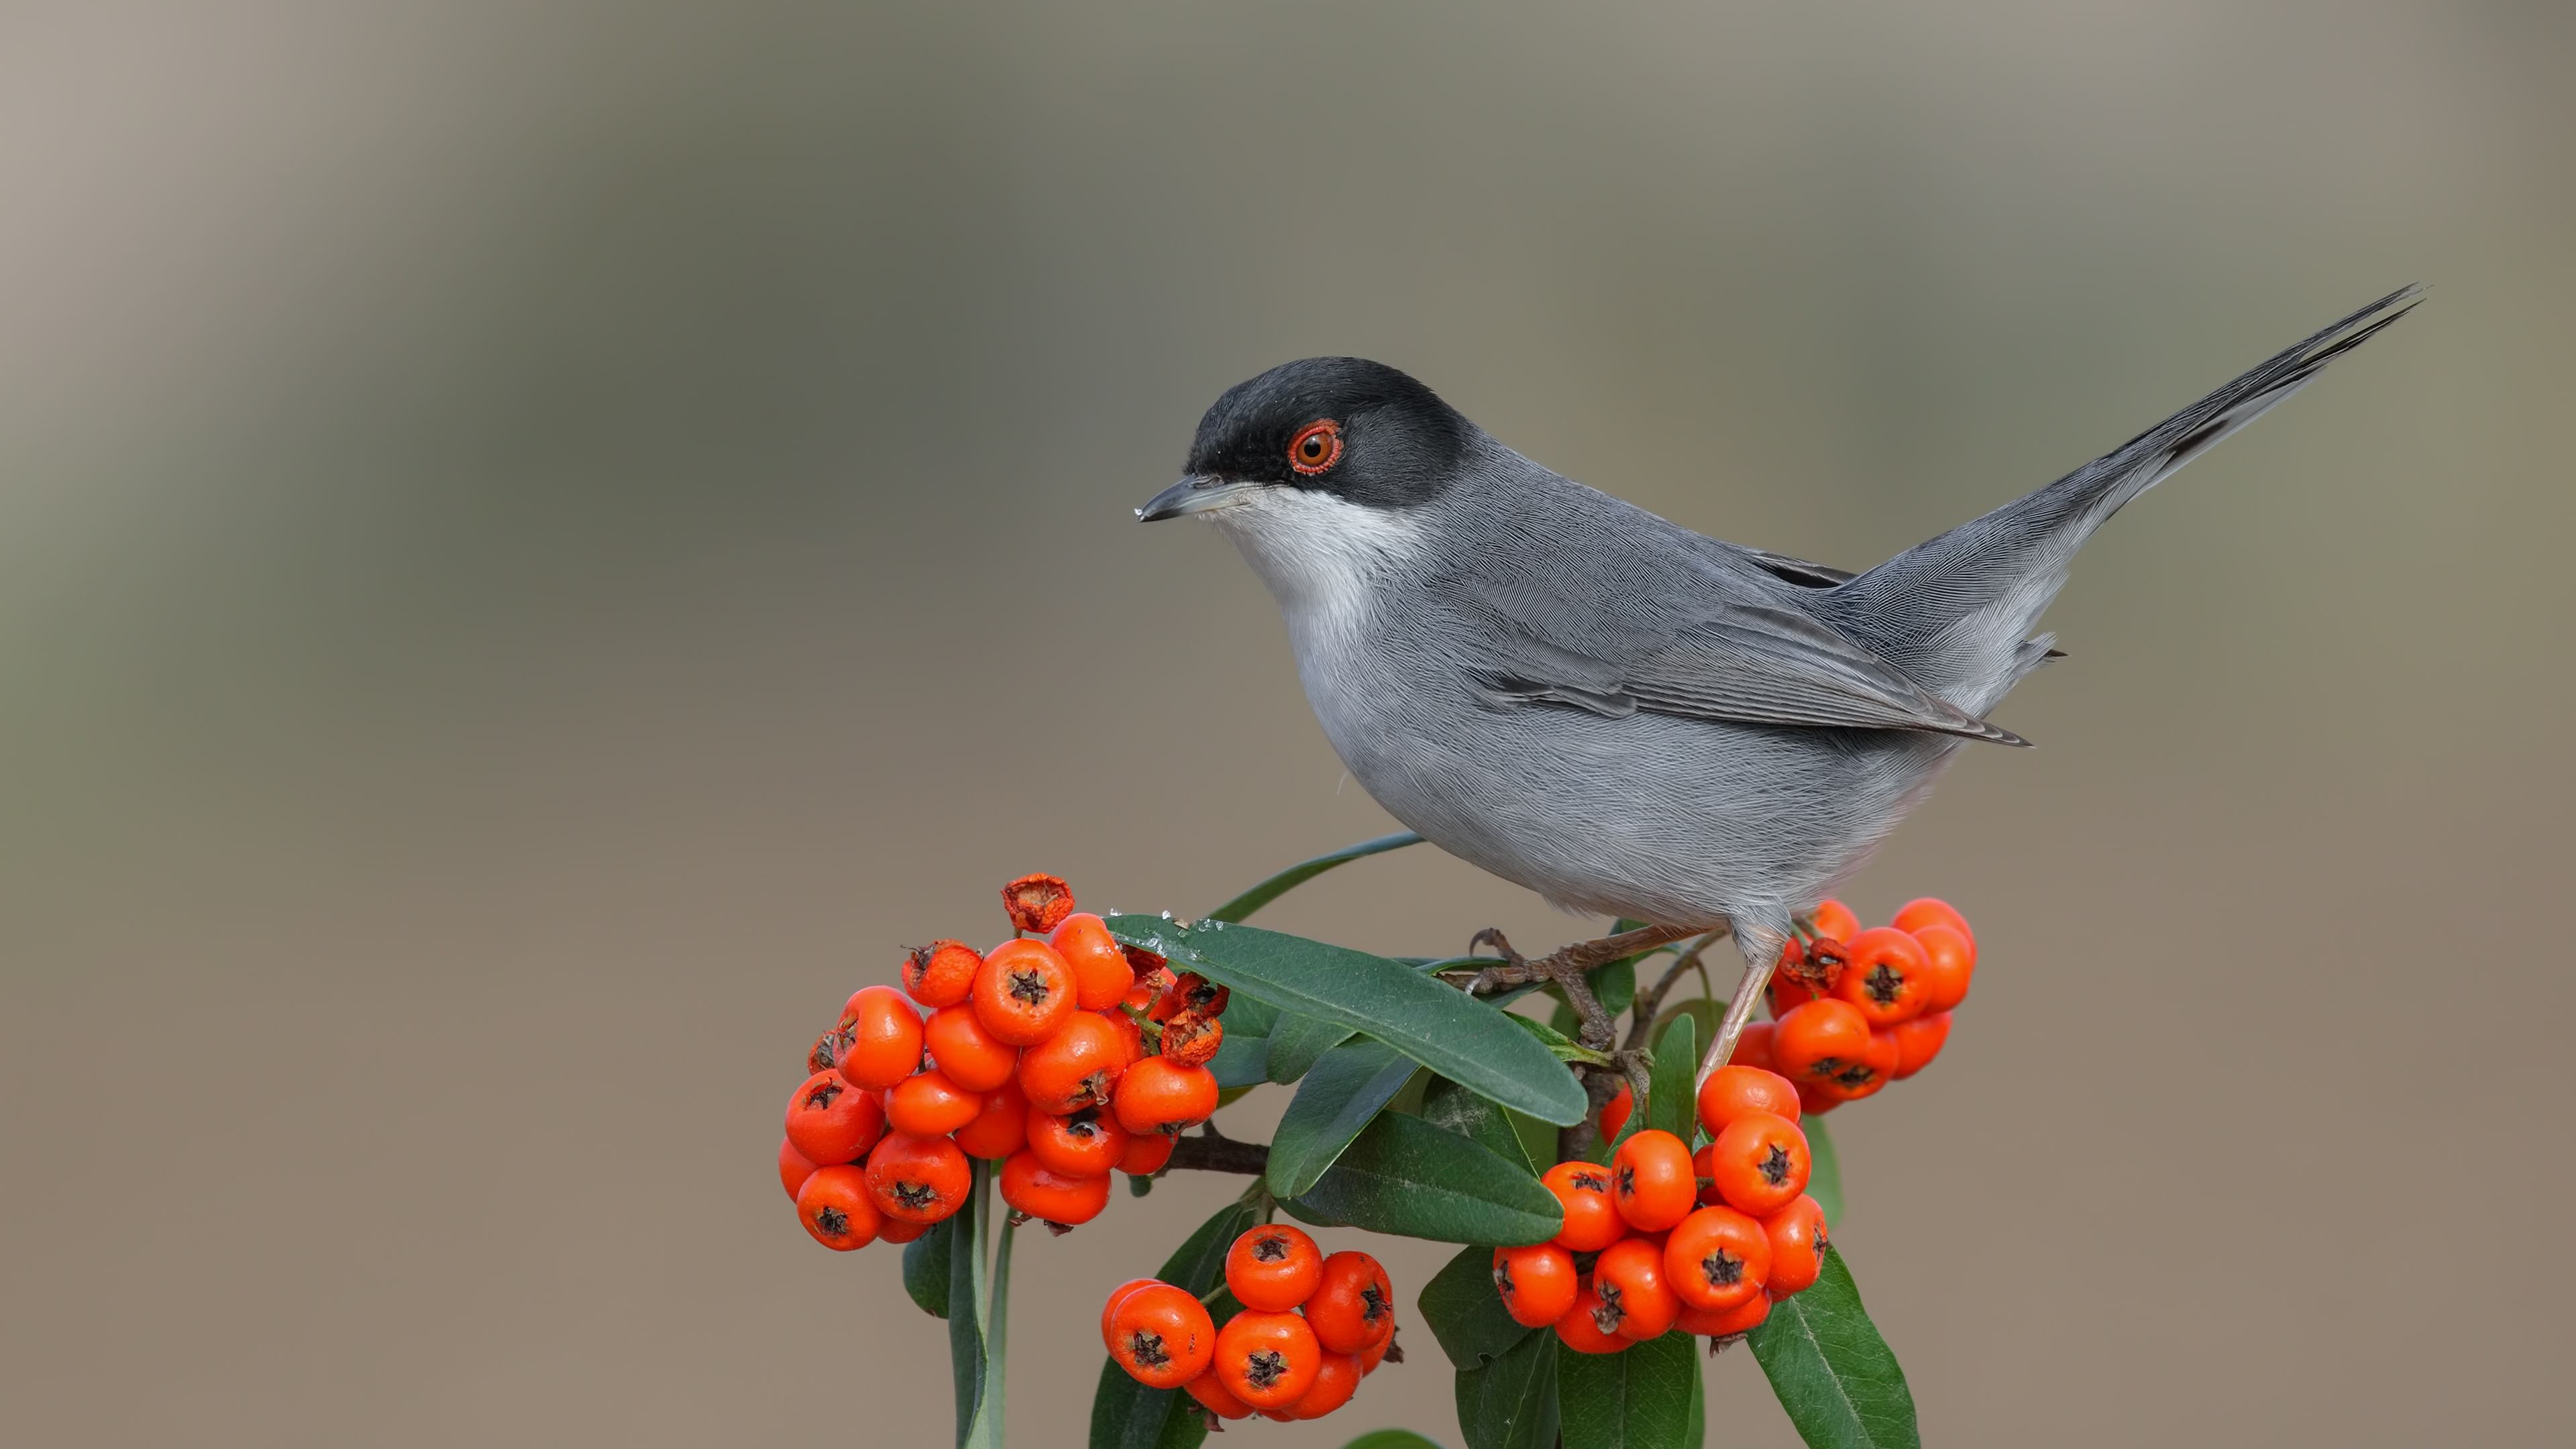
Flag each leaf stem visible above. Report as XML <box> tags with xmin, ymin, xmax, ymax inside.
<box><xmin>1165</xmin><ymin>1123</ymin><xmax>1272</xmax><ymax>1175</ymax></box>
<box><xmin>983</xmin><ymin>1215</ymin><xmax>1014</xmax><ymax>1448</ymax></box>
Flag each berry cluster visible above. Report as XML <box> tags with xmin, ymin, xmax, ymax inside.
<box><xmin>1499</xmin><ymin>1064</ymin><xmax>1830</xmax><ymax>1349</ymax></box>
<box><xmin>776</xmin><ymin>874</ymin><xmax>1230</xmax><ymax>1250</ymax></box>
<box><xmin>1105</xmin><ymin>1226</ymin><xmax>1399</xmax><ymax>1428</ymax></box>
<box><xmin>1737</xmin><ymin>896</ymin><xmax>1978</xmax><ymax>1116</ymax></box>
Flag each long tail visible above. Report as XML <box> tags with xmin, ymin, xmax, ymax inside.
<box><xmin>1817</xmin><ymin>286</ymin><xmax>2420</xmax><ymax>715</ymax></box>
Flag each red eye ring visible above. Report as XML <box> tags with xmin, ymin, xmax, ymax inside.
<box><xmin>1288</xmin><ymin>420</ymin><xmax>1342</xmax><ymax>475</ymax></box>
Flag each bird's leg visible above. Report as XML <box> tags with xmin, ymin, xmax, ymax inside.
<box><xmin>1695</xmin><ymin>932</ymin><xmax>1786</xmax><ymax>1095</ymax></box>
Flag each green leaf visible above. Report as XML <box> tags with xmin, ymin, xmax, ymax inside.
<box><xmin>1088</xmin><ymin>1199</ymin><xmax>1262</xmax><ymax>1449</ymax></box>
<box><xmin>1269</xmin><ymin>1038</ymin><xmax>1422</xmax><ymax>1196</ymax></box>
<box><xmin>1556</xmin><ymin>1330</ymin><xmax>1697</xmax><ymax>1449</ymax></box>
<box><xmin>1646</xmin><ymin>1015</ymin><xmax>1696</xmax><ymax>1140</ymax></box>
<box><xmin>1340</xmin><ymin>1433</ymin><xmax>1448</xmax><ymax>1449</ymax></box>
<box><xmin>1746</xmin><ymin>1246</ymin><xmax>1919</xmax><ymax>1449</ymax></box>
<box><xmin>1419</xmin><ymin>1077</ymin><xmax>1536</xmax><ymax>1176</ymax></box>
<box><xmin>1419</xmin><ymin>1244</ymin><xmax>1536</xmax><ymax>1370</ymax></box>
<box><xmin>1208</xmin><ymin>1030</ymin><xmax>1270</xmax><ymax>1089</ymax></box>
<box><xmin>1223</xmin><ymin>991</ymin><xmax>1281</xmax><ymax>1038</ymax></box>
<box><xmin>904</xmin><ymin>1217</ymin><xmax>953</xmax><ymax>1318</ymax></box>
<box><xmin>1806</xmin><ymin>1112</ymin><xmax>1845</xmax><ymax>1228</ymax></box>
<box><xmin>1684</xmin><ymin>1334</ymin><xmax>1706</xmax><ymax>1446</ymax></box>
<box><xmin>1593</xmin><ymin>1066</ymin><xmax>1649</xmax><ymax>1167</ymax></box>
<box><xmin>1648</xmin><ymin>997</ymin><xmax>1719</xmax><ymax>1054</ymax></box>
<box><xmin>1508</xmin><ymin>1014</ymin><xmax>1612</xmax><ymax>1067</ymax></box>
<box><xmin>947</xmin><ymin>1165</ymin><xmax>988</xmax><ymax>1449</ymax></box>
<box><xmin>1203</xmin><ymin>830</ymin><xmax>1425</xmax><ymax>924</ymax></box>
<box><xmin>1265</xmin><ymin>1012</ymin><xmax>1358</xmax><ymax>1083</ymax></box>
<box><xmin>1454</xmin><ymin>1322</ymin><xmax>1560</xmax><ymax>1449</ymax></box>
<box><xmin>1288</xmin><ymin>1112</ymin><xmax>1563</xmax><ymax>1245</ymax></box>
<box><xmin>1106</xmin><ymin>915</ymin><xmax>1589</xmax><ymax>1125</ymax></box>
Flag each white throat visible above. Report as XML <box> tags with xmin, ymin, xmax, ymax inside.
<box><xmin>1205</xmin><ymin>488</ymin><xmax>1427</xmax><ymax>650</ymax></box>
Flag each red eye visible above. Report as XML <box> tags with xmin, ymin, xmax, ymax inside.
<box><xmin>1288</xmin><ymin>420</ymin><xmax>1342</xmax><ymax>475</ymax></box>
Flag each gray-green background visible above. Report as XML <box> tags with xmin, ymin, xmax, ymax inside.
<box><xmin>4</xmin><ymin>3</ymin><xmax>2568</xmax><ymax>1444</ymax></box>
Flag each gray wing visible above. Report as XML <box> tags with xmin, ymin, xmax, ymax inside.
<box><xmin>1455</xmin><ymin>570</ymin><xmax>2030</xmax><ymax>747</ymax></box>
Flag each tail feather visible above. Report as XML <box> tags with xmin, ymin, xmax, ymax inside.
<box><xmin>1818</xmin><ymin>286</ymin><xmax>2419</xmax><ymax>713</ymax></box>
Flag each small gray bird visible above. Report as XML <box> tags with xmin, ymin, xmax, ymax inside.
<box><xmin>1138</xmin><ymin>288</ymin><xmax>2415</xmax><ymax>1076</ymax></box>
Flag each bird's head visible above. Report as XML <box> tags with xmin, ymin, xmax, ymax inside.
<box><xmin>1136</xmin><ymin>358</ymin><xmax>1472</xmax><ymax>525</ymax></box>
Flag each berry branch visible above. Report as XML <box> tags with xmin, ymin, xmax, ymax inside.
<box><xmin>1163</xmin><ymin>1124</ymin><xmax>1271</xmax><ymax>1176</ymax></box>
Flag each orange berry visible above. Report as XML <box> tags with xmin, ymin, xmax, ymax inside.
<box><xmin>1540</xmin><ymin>1161</ymin><xmax>1625</xmax><ymax>1252</ymax></box>
<box><xmin>903</xmin><ymin>940</ymin><xmax>983</xmax><ymax>1008</ymax></box>
<box><xmin>1908</xmin><ymin>923</ymin><xmax>1976</xmax><ymax>1013</ymax></box>
<box><xmin>922</xmin><ymin>1003</ymin><xmax>1020</xmax><ymax>1091</ymax></box>
<box><xmin>1707</xmin><ymin>1111</ymin><xmax>1811</xmax><ymax>1216</ymax></box>
<box><xmin>806</xmin><ymin>1031</ymin><xmax>839</xmax><ymax>1077</ymax></box>
<box><xmin>1305</xmin><ymin>1250</ymin><xmax>1395</xmax><ymax>1354</ymax></box>
<box><xmin>1811</xmin><ymin>898</ymin><xmax>1861</xmax><ymax>942</ymax></box>
<box><xmin>1101</xmin><ymin>1008</ymin><xmax>1145</xmax><ymax>1069</ymax></box>
<box><xmin>1026</xmin><ymin>1106</ymin><xmax>1128</xmax><ymax>1178</ymax></box>
<box><xmin>1213</xmin><ymin>1309</ymin><xmax>1322</xmax><ymax>1410</ymax></box>
<box><xmin>1595</xmin><ymin>1236</ymin><xmax>1679</xmax><ymax>1340</ymax></box>
<box><xmin>1001</xmin><ymin>873</ymin><xmax>1075</xmax><ymax>934</ymax></box>
<box><xmin>784</xmin><ymin>1069</ymin><xmax>885</xmax><ymax>1166</ymax></box>
<box><xmin>1768</xmin><ymin>975</ymin><xmax>1815</xmax><ymax>1018</ymax></box>
<box><xmin>1124</xmin><ymin>966</ymin><xmax>1175</xmax><ymax>1016</ymax></box>
<box><xmin>1664</xmin><ymin>1205</ymin><xmax>1771</xmax><ymax>1311</ymax></box>
<box><xmin>1831</xmin><ymin>927</ymin><xmax>1931</xmax><ymax>1027</ymax></box>
<box><xmin>1119</xmin><ymin>1132</ymin><xmax>1176</xmax><ymax>1176</ymax></box>
<box><xmin>1772</xmin><ymin>998</ymin><xmax>1874</xmax><ymax>1089</ymax></box>
<box><xmin>972</xmin><ymin>940</ymin><xmax>1077</xmax><ymax>1046</ymax></box>
<box><xmin>1112</xmin><ymin>1055</ymin><xmax>1218</xmax><ymax>1136</ymax></box>
<box><xmin>877</xmin><ymin>1217</ymin><xmax>929</xmax><ymax>1245</ymax></box>
<box><xmin>883</xmin><ymin>1067</ymin><xmax>981</xmax><ymax>1138</ymax></box>
<box><xmin>1732</xmin><ymin>1020</ymin><xmax>1780</xmax><ymax>1075</ymax></box>
<box><xmin>1493</xmin><ymin>1243</ymin><xmax>1578</xmax><ymax>1328</ymax></box>
<box><xmin>1286</xmin><ymin>1352</ymin><xmax>1362</xmax><ymax>1419</ymax></box>
<box><xmin>1795</xmin><ymin>1078</ymin><xmax>1844</xmax><ymax>1115</ymax></box>
<box><xmin>1159</xmin><ymin>1010</ymin><xmax>1224</xmax><ymax>1067</ymax></box>
<box><xmin>1109</xmin><ymin>1282</ymin><xmax>1216</xmax><ymax>1389</ymax></box>
<box><xmin>1835</xmin><ymin>1028</ymin><xmax>1900</xmax><ymax>1102</ymax></box>
<box><xmin>952</xmin><ymin>1079</ymin><xmax>1031</xmax><ymax>1161</ymax></box>
<box><xmin>1358</xmin><ymin>1331</ymin><xmax>1395</xmax><ymax>1375</ymax></box>
<box><xmin>1049</xmin><ymin>913</ymin><xmax>1137</xmax><ymax>1011</ymax></box>
<box><xmin>1152</xmin><ymin>972</ymin><xmax>1229</xmax><ymax>1022</ymax></box>
<box><xmin>1890</xmin><ymin>896</ymin><xmax>1972</xmax><ymax>950</ymax></box>
<box><xmin>1890</xmin><ymin>1011</ymin><xmax>1952</xmax><ymax>1079</ymax></box>
<box><xmin>1697</xmin><ymin>1064</ymin><xmax>1802</xmax><ymax>1140</ymax></box>
<box><xmin>1102</xmin><ymin>1278</ymin><xmax>1160</xmax><ymax>1353</ymax></box>
<box><xmin>864</xmin><ymin>1132</ymin><xmax>971</xmax><ymax>1224</ymax></box>
<box><xmin>1226</xmin><ymin>1225</ymin><xmax>1324</xmax><ymax>1312</ymax></box>
<box><xmin>1600</xmin><ymin>1079</ymin><xmax>1634</xmax><ymax>1142</ymax></box>
<box><xmin>777</xmin><ymin>1136</ymin><xmax>818</xmax><ymax>1202</ymax></box>
<box><xmin>1183</xmin><ymin>1368</ymin><xmax>1254</xmax><ymax>1421</ymax></box>
<box><xmin>795</xmin><ymin>1163</ymin><xmax>882</xmax><ymax>1250</ymax></box>
<box><xmin>1018</xmin><ymin>1011</ymin><xmax>1129</xmax><ymax>1114</ymax></box>
<box><xmin>1676</xmin><ymin>1291</ymin><xmax>1772</xmax><ymax>1336</ymax></box>
<box><xmin>1762</xmin><ymin>1195</ymin><xmax>1829</xmax><ymax>1297</ymax></box>
<box><xmin>999</xmin><ymin>1148</ymin><xmax>1111</xmax><ymax>1226</ymax></box>
<box><xmin>1777</xmin><ymin>933</ymin><xmax>1848</xmax><ymax>998</ymax></box>
<box><xmin>1611</xmin><ymin>1130</ymin><xmax>1697</xmax><ymax>1232</ymax></box>
<box><xmin>835</xmin><ymin>985</ymin><xmax>925</xmax><ymax>1090</ymax></box>
<box><xmin>1553</xmin><ymin>1277</ymin><xmax>1628</xmax><ymax>1355</ymax></box>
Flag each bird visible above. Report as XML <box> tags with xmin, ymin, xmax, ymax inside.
<box><xmin>1137</xmin><ymin>288</ymin><xmax>2416</xmax><ymax>1081</ymax></box>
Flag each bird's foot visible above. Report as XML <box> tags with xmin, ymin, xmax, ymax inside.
<box><xmin>1446</xmin><ymin>923</ymin><xmax>1701</xmax><ymax>1053</ymax></box>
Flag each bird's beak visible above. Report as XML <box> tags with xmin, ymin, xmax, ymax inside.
<box><xmin>1136</xmin><ymin>476</ymin><xmax>1263</xmax><ymax>522</ymax></box>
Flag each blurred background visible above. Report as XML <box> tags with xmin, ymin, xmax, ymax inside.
<box><xmin>3</xmin><ymin>2</ymin><xmax>2569</xmax><ymax>1444</ymax></box>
